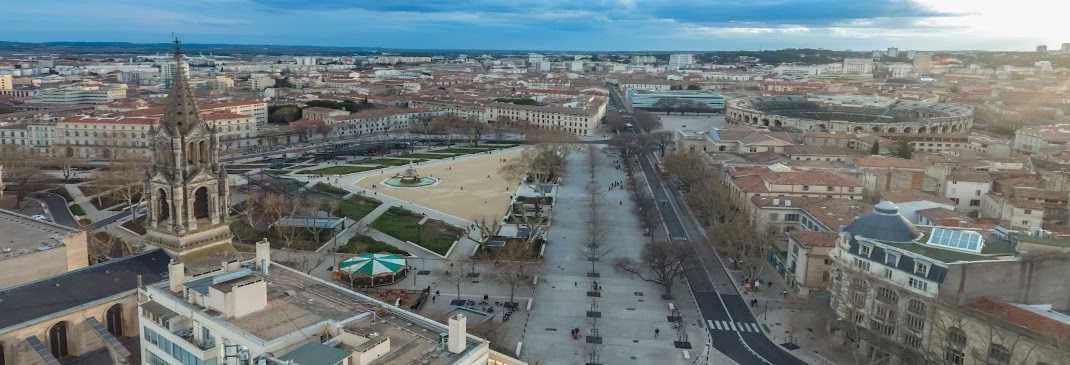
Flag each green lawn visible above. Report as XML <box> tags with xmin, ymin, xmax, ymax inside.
<box><xmin>298</xmin><ymin>165</ymin><xmax>380</xmax><ymax>175</ymax></box>
<box><xmin>396</xmin><ymin>153</ymin><xmax>454</xmax><ymax>159</ymax></box>
<box><xmin>69</xmin><ymin>204</ymin><xmax>86</xmax><ymax>216</ymax></box>
<box><xmin>339</xmin><ymin>197</ymin><xmax>381</xmax><ymax>221</ymax></box>
<box><xmin>339</xmin><ymin>234</ymin><xmax>409</xmax><ymax>255</ymax></box>
<box><xmin>372</xmin><ymin>207</ymin><xmax>458</xmax><ymax>256</ymax></box>
<box><xmin>361</xmin><ymin>158</ymin><xmax>425</xmax><ymax>166</ymax></box>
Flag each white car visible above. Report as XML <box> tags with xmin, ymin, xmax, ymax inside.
<box><xmin>30</xmin><ymin>215</ymin><xmax>48</xmax><ymax>222</ymax></box>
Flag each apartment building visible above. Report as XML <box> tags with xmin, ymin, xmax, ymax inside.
<box><xmin>727</xmin><ymin>167</ymin><xmax>864</xmax><ymax>202</ymax></box>
<box><xmin>1013</xmin><ymin>124</ymin><xmax>1070</xmax><ymax>154</ymax></box>
<box><xmin>943</xmin><ymin>172</ymin><xmax>993</xmax><ymax>214</ymax></box>
<box><xmin>203</xmin><ymin>100</ymin><xmax>269</xmax><ymax>125</ymax></box>
<box><xmin>56</xmin><ymin>113</ymin><xmax>257</xmax><ymax>158</ymax></box>
<box><xmin>855</xmin><ymin>156</ymin><xmax>929</xmax><ymax>198</ymax></box>
<box><xmin>40</xmin><ymin>87</ymin><xmax>127</xmax><ymax>104</ymax></box>
<box><xmin>411</xmin><ymin>96</ymin><xmax>607</xmax><ymax>137</ymax></box>
<box><xmin>828</xmin><ymin>201</ymin><xmax>1021</xmax><ymax>363</ymax></box>
<box><xmin>0</xmin><ymin>74</ymin><xmax>12</xmax><ymax>90</ymax></box>
<box><xmin>322</xmin><ymin>108</ymin><xmax>442</xmax><ymax>137</ymax></box>
<box><xmin>56</xmin><ymin>115</ymin><xmax>158</xmax><ymax>158</ymax></box>
<box><xmin>929</xmin><ymin>297</ymin><xmax>1070</xmax><ymax>365</ymax></box>
<box><xmin>0</xmin><ymin>209</ymin><xmax>88</xmax><ymax>289</ymax></box>
<box><xmin>302</xmin><ymin>106</ymin><xmax>351</xmax><ymax>120</ymax></box>
<box><xmin>139</xmin><ymin>242</ymin><xmax>525</xmax><ymax>365</ymax></box>
<box><xmin>786</xmin><ymin>231</ymin><xmax>840</xmax><ymax>297</ymax></box>
<box><xmin>668</xmin><ymin>54</ymin><xmax>694</xmax><ymax>69</ymax></box>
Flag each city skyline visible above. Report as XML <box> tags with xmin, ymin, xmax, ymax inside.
<box><xmin>0</xmin><ymin>0</ymin><xmax>1064</xmax><ymax>52</ymax></box>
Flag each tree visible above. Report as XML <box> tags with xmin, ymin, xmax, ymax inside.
<box><xmin>49</xmin><ymin>142</ymin><xmax>86</xmax><ymax>182</ymax></box>
<box><xmin>652</xmin><ymin>97</ymin><xmax>679</xmax><ymax>113</ymax></box>
<box><xmin>612</xmin><ymin>240</ymin><xmax>692</xmax><ymax>297</ymax></box>
<box><xmin>436</xmin><ymin>265</ymin><xmax>469</xmax><ymax>302</ymax></box>
<box><xmin>633</xmin><ymin>192</ymin><xmax>662</xmax><ymax>239</ymax></box>
<box><xmin>268</xmin><ymin>105</ymin><xmax>301</xmax><ymax>124</ymax></box>
<box><xmin>580</xmin><ymin>188</ymin><xmax>611</xmax><ymax>275</ymax></box>
<box><xmin>608</xmin><ymin>134</ymin><xmax>642</xmax><ymax>166</ymax></box>
<box><xmin>429</xmin><ymin>115</ymin><xmax>463</xmax><ymax>145</ymax></box>
<box><xmin>94</xmin><ymin>155</ymin><xmax>150</xmax><ymax>219</ymax></box>
<box><xmin>3</xmin><ymin>165</ymin><xmax>55</xmax><ymax>205</ymax></box>
<box><xmin>661</xmin><ymin>152</ymin><xmax>715</xmax><ymax>191</ymax></box>
<box><xmin>489</xmin><ymin>242</ymin><xmax>540</xmax><ymax>305</ymax></box>
<box><xmin>314</xmin><ymin>123</ymin><xmax>333</xmax><ymax>141</ymax></box>
<box><xmin>889</xmin><ymin>140</ymin><xmax>912</xmax><ymax>159</ymax></box>
<box><xmin>467</xmin><ymin>214</ymin><xmax>504</xmax><ymax>251</ymax></box>
<box><xmin>632</xmin><ymin>110</ymin><xmax>662</xmax><ymax>132</ymax></box>
<box><xmin>870</xmin><ymin>141</ymin><xmax>880</xmax><ymax>155</ymax></box>
<box><xmin>460</xmin><ymin>120</ymin><xmax>490</xmax><ymax>146</ymax></box>
<box><xmin>275</xmin><ymin>77</ymin><xmax>295</xmax><ymax>88</ymax></box>
<box><xmin>686</xmin><ymin>84</ymin><xmax>702</xmax><ymax>90</ymax></box>
<box><xmin>648</xmin><ymin>131</ymin><xmax>675</xmax><ymax>157</ymax></box>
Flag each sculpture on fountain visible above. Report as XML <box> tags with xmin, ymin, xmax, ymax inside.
<box><xmin>383</xmin><ymin>159</ymin><xmax>439</xmax><ymax>187</ymax></box>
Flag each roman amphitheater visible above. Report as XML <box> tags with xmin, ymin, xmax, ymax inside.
<box><xmin>725</xmin><ymin>95</ymin><xmax>973</xmax><ymax>134</ymax></box>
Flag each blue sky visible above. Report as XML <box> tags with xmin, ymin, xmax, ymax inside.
<box><xmin>1</xmin><ymin>0</ymin><xmax>1060</xmax><ymax>51</ymax></box>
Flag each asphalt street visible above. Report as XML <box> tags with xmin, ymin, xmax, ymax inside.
<box><xmin>34</xmin><ymin>192</ymin><xmax>79</xmax><ymax>228</ymax></box>
<box><xmin>636</xmin><ymin>152</ymin><xmax>807</xmax><ymax>365</ymax></box>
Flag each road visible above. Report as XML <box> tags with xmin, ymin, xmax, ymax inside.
<box><xmin>636</xmin><ymin>153</ymin><xmax>806</xmax><ymax>365</ymax></box>
<box><xmin>34</xmin><ymin>192</ymin><xmax>79</xmax><ymax>229</ymax></box>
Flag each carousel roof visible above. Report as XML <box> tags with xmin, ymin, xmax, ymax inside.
<box><xmin>339</xmin><ymin>253</ymin><xmax>406</xmax><ymax>276</ymax></box>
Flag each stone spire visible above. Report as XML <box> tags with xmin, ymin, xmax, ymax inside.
<box><xmin>161</xmin><ymin>38</ymin><xmax>204</xmax><ymax>137</ymax></box>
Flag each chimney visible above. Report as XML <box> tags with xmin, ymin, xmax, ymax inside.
<box><xmin>255</xmin><ymin>239</ymin><xmax>271</xmax><ymax>271</ymax></box>
<box><xmin>773</xmin><ymin>198</ymin><xmax>780</xmax><ymax>206</ymax></box>
<box><xmin>447</xmin><ymin>314</ymin><xmax>467</xmax><ymax>354</ymax></box>
<box><xmin>785</xmin><ymin>199</ymin><xmax>792</xmax><ymax>207</ymax></box>
<box><xmin>168</xmin><ymin>260</ymin><xmax>185</xmax><ymax>293</ymax></box>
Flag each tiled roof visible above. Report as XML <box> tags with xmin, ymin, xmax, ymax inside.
<box><xmin>766</xmin><ymin>170</ymin><xmax>862</xmax><ymax>187</ymax></box>
<box><xmin>855</xmin><ymin>156</ymin><xmax>928</xmax><ymax>169</ymax></box>
<box><xmin>201</xmin><ymin>112</ymin><xmax>251</xmax><ymax>121</ymax></box>
<box><xmin>1013</xmin><ymin>188</ymin><xmax>1068</xmax><ymax>202</ymax></box>
<box><xmin>783</xmin><ymin>145</ymin><xmax>849</xmax><ymax>156</ymax></box>
<box><xmin>967</xmin><ymin>297</ymin><xmax>1070</xmax><ymax>345</ymax></box>
<box><xmin>947</xmin><ymin>172</ymin><xmax>993</xmax><ymax>183</ymax></box>
<box><xmin>916</xmin><ymin>207</ymin><xmax>964</xmax><ymax>221</ymax></box>
<box><xmin>881</xmin><ymin>190</ymin><xmax>956</xmax><ymax>206</ymax></box>
<box><xmin>789</xmin><ymin>231</ymin><xmax>841</xmax><ymax>248</ymax></box>
<box><xmin>801</xmin><ymin>198</ymin><xmax>874</xmax><ymax>231</ymax></box>
<box><xmin>803</xmin><ymin>132</ymin><xmax>854</xmax><ymax>139</ymax></box>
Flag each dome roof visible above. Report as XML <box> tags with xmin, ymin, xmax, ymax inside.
<box><xmin>843</xmin><ymin>200</ymin><xmax>921</xmax><ymax>242</ymax></box>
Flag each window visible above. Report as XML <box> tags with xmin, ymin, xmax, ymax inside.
<box><xmin>915</xmin><ymin>262</ymin><xmax>929</xmax><ymax>276</ymax></box>
<box><xmin>823</xmin><ymin>258</ymin><xmax>832</xmax><ymax>265</ymax></box>
<box><xmin>947</xmin><ymin>327</ymin><xmax>967</xmax><ymax>346</ymax></box>
<box><xmin>885</xmin><ymin>252</ymin><xmax>899</xmax><ymax>266</ymax></box>
<box><xmin>976</xmin><ymin>190</ymin><xmax>982</xmax><ymax>196</ymax></box>
<box><xmin>908</xmin><ymin>299</ymin><xmax>926</xmax><ymax>315</ymax></box>
<box><xmin>950</xmin><ymin>198</ymin><xmax>960</xmax><ymax>205</ymax></box>
<box><xmin>1024</xmin><ymin>209</ymin><xmax>1033</xmax><ymax>215</ymax></box>
<box><xmin>907</xmin><ymin>314</ymin><xmax>925</xmax><ymax>332</ymax></box>
<box><xmin>884</xmin><ymin>268</ymin><xmax>893</xmax><ymax>279</ymax></box>
<box><xmin>987</xmin><ymin>344</ymin><xmax>1011</xmax><ymax>365</ymax></box>
<box><xmin>909</xmin><ymin>277</ymin><xmax>928</xmax><ymax>291</ymax></box>
<box><xmin>785</xmin><ymin>214</ymin><xmax>799</xmax><ymax>222</ymax></box>
<box><xmin>802</xmin><ymin>185</ymin><xmax>810</xmax><ymax>191</ymax></box>
<box><xmin>944</xmin><ymin>348</ymin><xmax>965</xmax><ymax>365</ymax></box>
<box><xmin>853</xmin><ymin>258</ymin><xmax>871</xmax><ymax>272</ymax></box>
<box><xmin>903</xmin><ymin>333</ymin><xmax>922</xmax><ymax>347</ymax></box>
<box><xmin>876</xmin><ymin>287</ymin><xmax>898</xmax><ymax>303</ymax></box>
<box><xmin>859</xmin><ymin>245</ymin><xmax>872</xmax><ymax>256</ymax></box>
<box><xmin>827</xmin><ymin>186</ymin><xmax>834</xmax><ymax>192</ymax></box>
<box><xmin>848</xmin><ymin>187</ymin><xmax>856</xmax><ymax>192</ymax></box>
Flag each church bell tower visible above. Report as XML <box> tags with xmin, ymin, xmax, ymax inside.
<box><xmin>143</xmin><ymin>38</ymin><xmax>236</xmax><ymax>263</ymax></box>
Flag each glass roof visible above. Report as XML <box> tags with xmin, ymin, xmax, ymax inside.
<box><xmin>926</xmin><ymin>227</ymin><xmax>984</xmax><ymax>253</ymax></box>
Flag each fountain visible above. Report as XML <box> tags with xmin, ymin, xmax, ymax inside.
<box><xmin>383</xmin><ymin>160</ymin><xmax>439</xmax><ymax>188</ymax></box>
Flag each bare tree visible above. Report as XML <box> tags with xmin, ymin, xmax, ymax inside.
<box><xmin>436</xmin><ymin>265</ymin><xmax>469</xmax><ymax>302</ymax></box>
<box><xmin>95</xmin><ymin>155</ymin><xmax>150</xmax><ymax>218</ymax></box>
<box><xmin>648</xmin><ymin>131</ymin><xmax>675</xmax><ymax>157</ymax></box>
<box><xmin>612</xmin><ymin>240</ymin><xmax>691</xmax><ymax>297</ymax></box>
<box><xmin>489</xmin><ymin>242</ymin><xmax>540</xmax><ymax>305</ymax></box>
<box><xmin>608</xmin><ymin>134</ymin><xmax>642</xmax><ymax>170</ymax></box>
<box><xmin>585</xmin><ymin>144</ymin><xmax>599</xmax><ymax>178</ymax></box>
<box><xmin>467</xmin><ymin>214</ymin><xmax>504</xmax><ymax>251</ymax></box>
<box><xmin>633</xmin><ymin>192</ymin><xmax>662</xmax><ymax>239</ymax></box>
<box><xmin>429</xmin><ymin>115</ymin><xmax>463</xmax><ymax>145</ymax></box>
<box><xmin>314</xmin><ymin>123</ymin><xmax>333</xmax><ymax>141</ymax></box>
<box><xmin>718</xmin><ymin>214</ymin><xmax>771</xmax><ymax>283</ymax></box>
<box><xmin>632</xmin><ymin>109</ymin><xmax>662</xmax><ymax>132</ymax></box>
<box><xmin>3</xmin><ymin>165</ymin><xmax>55</xmax><ymax>205</ymax></box>
<box><xmin>661</xmin><ymin>152</ymin><xmax>715</xmax><ymax>191</ymax></box>
<box><xmin>580</xmin><ymin>189</ymin><xmax>611</xmax><ymax>275</ymax></box>
<box><xmin>49</xmin><ymin>142</ymin><xmax>86</xmax><ymax>182</ymax></box>
<box><xmin>460</xmin><ymin>120</ymin><xmax>490</xmax><ymax>146</ymax></box>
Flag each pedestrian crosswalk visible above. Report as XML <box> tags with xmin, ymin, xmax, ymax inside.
<box><xmin>707</xmin><ymin>320</ymin><xmax>762</xmax><ymax>333</ymax></box>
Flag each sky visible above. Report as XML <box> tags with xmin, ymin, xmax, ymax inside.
<box><xmin>1</xmin><ymin>0</ymin><xmax>1064</xmax><ymax>51</ymax></box>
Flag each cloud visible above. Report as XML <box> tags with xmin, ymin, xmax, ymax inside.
<box><xmin>0</xmin><ymin>0</ymin><xmax>1052</xmax><ymax>51</ymax></box>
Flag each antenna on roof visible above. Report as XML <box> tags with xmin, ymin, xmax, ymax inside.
<box><xmin>172</xmin><ymin>35</ymin><xmax>182</xmax><ymax>62</ymax></box>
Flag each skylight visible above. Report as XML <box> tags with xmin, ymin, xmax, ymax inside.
<box><xmin>926</xmin><ymin>228</ymin><xmax>984</xmax><ymax>253</ymax></box>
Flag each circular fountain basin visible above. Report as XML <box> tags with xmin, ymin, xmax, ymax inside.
<box><xmin>383</xmin><ymin>177</ymin><xmax>439</xmax><ymax>187</ymax></box>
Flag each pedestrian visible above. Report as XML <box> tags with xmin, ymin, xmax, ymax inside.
<box><xmin>432</xmin><ymin>296</ymin><xmax>436</xmax><ymax>303</ymax></box>
<box><xmin>460</xmin><ymin>186</ymin><xmax>463</xmax><ymax>190</ymax></box>
<box><xmin>619</xmin><ymin>200</ymin><xmax>623</xmax><ymax>205</ymax></box>
<box><xmin>450</xmin><ymin>263</ymin><xmax>454</xmax><ymax>268</ymax></box>
<box><xmin>574</xmin><ymin>282</ymin><xmax>578</xmax><ymax>287</ymax></box>
<box><xmin>768</xmin><ymin>281</ymin><xmax>773</xmax><ymax>288</ymax></box>
<box><xmin>654</xmin><ymin>328</ymin><xmax>660</xmax><ymax>338</ymax></box>
<box><xmin>484</xmin><ymin>294</ymin><xmax>489</xmax><ymax>300</ymax></box>
<box><xmin>435</xmin><ymin>290</ymin><xmax>440</xmax><ymax>296</ymax></box>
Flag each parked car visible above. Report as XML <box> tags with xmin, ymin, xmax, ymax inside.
<box><xmin>30</xmin><ymin>215</ymin><xmax>48</xmax><ymax>222</ymax></box>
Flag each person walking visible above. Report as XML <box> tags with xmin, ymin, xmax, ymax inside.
<box><xmin>654</xmin><ymin>328</ymin><xmax>660</xmax><ymax>338</ymax></box>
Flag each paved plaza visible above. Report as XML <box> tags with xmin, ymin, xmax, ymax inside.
<box><xmin>353</xmin><ymin>149</ymin><xmax>524</xmax><ymax>222</ymax></box>
<box><xmin>656</xmin><ymin>114</ymin><xmax>726</xmax><ymax>132</ymax></box>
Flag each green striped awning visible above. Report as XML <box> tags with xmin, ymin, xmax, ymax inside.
<box><xmin>338</xmin><ymin>253</ymin><xmax>406</xmax><ymax>276</ymax></box>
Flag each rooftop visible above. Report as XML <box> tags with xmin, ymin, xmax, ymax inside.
<box><xmin>0</xmin><ymin>250</ymin><xmax>170</xmax><ymax>330</ymax></box>
<box><xmin>967</xmin><ymin>297</ymin><xmax>1070</xmax><ymax>345</ymax></box>
<box><xmin>152</xmin><ymin>263</ymin><xmax>482</xmax><ymax>364</ymax></box>
<box><xmin>0</xmin><ymin>209</ymin><xmax>84</xmax><ymax>262</ymax></box>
